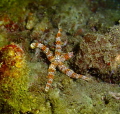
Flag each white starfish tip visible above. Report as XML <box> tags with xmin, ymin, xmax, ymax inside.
<box><xmin>30</xmin><ymin>43</ymin><xmax>36</xmax><ymax>49</ymax></box>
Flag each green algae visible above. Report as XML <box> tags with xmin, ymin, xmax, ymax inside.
<box><xmin>0</xmin><ymin>0</ymin><xmax>30</xmax><ymax>22</ymax></box>
<box><xmin>0</xmin><ymin>64</ymin><xmax>30</xmax><ymax>113</ymax></box>
<box><xmin>0</xmin><ymin>33</ymin><xmax>8</xmax><ymax>47</ymax></box>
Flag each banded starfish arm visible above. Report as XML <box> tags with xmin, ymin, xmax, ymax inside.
<box><xmin>45</xmin><ymin>62</ymin><xmax>57</xmax><ymax>92</ymax></box>
<box><xmin>55</xmin><ymin>28</ymin><xmax>62</xmax><ymax>57</ymax></box>
<box><xmin>30</xmin><ymin>43</ymin><xmax>54</xmax><ymax>62</ymax></box>
<box><xmin>60</xmin><ymin>52</ymin><xmax>73</xmax><ymax>62</ymax></box>
<box><xmin>58</xmin><ymin>63</ymin><xmax>90</xmax><ymax>81</ymax></box>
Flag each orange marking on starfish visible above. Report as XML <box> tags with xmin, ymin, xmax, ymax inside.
<box><xmin>70</xmin><ymin>73</ymin><xmax>76</xmax><ymax>78</ymax></box>
<box><xmin>48</xmin><ymin>68</ymin><xmax>55</xmax><ymax>72</ymax></box>
<box><xmin>56</xmin><ymin>32</ymin><xmax>61</xmax><ymax>37</ymax></box>
<box><xmin>64</xmin><ymin>54</ymin><xmax>70</xmax><ymax>60</ymax></box>
<box><xmin>55</xmin><ymin>51</ymin><xmax>61</xmax><ymax>55</ymax></box>
<box><xmin>48</xmin><ymin>80</ymin><xmax>52</xmax><ymax>84</ymax></box>
<box><xmin>47</xmin><ymin>74</ymin><xmax>53</xmax><ymax>78</ymax></box>
<box><xmin>56</xmin><ymin>47</ymin><xmax>61</xmax><ymax>50</ymax></box>
<box><xmin>46</xmin><ymin>50</ymin><xmax>50</xmax><ymax>54</ymax></box>
<box><xmin>78</xmin><ymin>75</ymin><xmax>83</xmax><ymax>78</ymax></box>
<box><xmin>55</xmin><ymin>41</ymin><xmax>61</xmax><ymax>45</ymax></box>
<box><xmin>41</xmin><ymin>45</ymin><xmax>47</xmax><ymax>51</ymax></box>
<box><xmin>64</xmin><ymin>69</ymin><xmax>70</xmax><ymax>74</ymax></box>
<box><xmin>48</xmin><ymin>56</ymin><xmax>54</xmax><ymax>61</ymax></box>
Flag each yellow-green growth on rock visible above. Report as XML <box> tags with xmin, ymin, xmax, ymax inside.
<box><xmin>0</xmin><ymin>43</ymin><xmax>30</xmax><ymax>113</ymax></box>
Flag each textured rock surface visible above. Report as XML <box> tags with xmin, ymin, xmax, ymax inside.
<box><xmin>74</xmin><ymin>25</ymin><xmax>120</xmax><ymax>83</ymax></box>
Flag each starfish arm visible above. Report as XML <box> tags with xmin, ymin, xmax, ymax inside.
<box><xmin>60</xmin><ymin>52</ymin><xmax>73</xmax><ymax>62</ymax></box>
<box><xmin>45</xmin><ymin>62</ymin><xmax>57</xmax><ymax>92</ymax></box>
<box><xmin>58</xmin><ymin>63</ymin><xmax>90</xmax><ymax>81</ymax></box>
<box><xmin>55</xmin><ymin>28</ymin><xmax>62</xmax><ymax>56</ymax></box>
<box><xmin>30</xmin><ymin>43</ymin><xmax>54</xmax><ymax>62</ymax></box>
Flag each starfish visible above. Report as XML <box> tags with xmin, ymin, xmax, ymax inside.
<box><xmin>30</xmin><ymin>28</ymin><xmax>90</xmax><ymax>92</ymax></box>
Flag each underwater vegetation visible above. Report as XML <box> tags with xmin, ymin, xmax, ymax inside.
<box><xmin>0</xmin><ymin>0</ymin><xmax>120</xmax><ymax>113</ymax></box>
<box><xmin>0</xmin><ymin>43</ymin><xmax>31</xmax><ymax>113</ymax></box>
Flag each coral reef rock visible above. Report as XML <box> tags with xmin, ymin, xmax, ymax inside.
<box><xmin>74</xmin><ymin>25</ymin><xmax>120</xmax><ymax>84</ymax></box>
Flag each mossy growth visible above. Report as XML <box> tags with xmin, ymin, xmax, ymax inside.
<box><xmin>0</xmin><ymin>32</ymin><xmax>8</xmax><ymax>47</ymax></box>
<box><xmin>0</xmin><ymin>0</ymin><xmax>32</xmax><ymax>22</ymax></box>
<box><xmin>48</xmin><ymin>89</ymin><xmax>68</xmax><ymax>114</ymax></box>
<box><xmin>0</xmin><ymin>0</ymin><xmax>61</xmax><ymax>23</ymax></box>
<box><xmin>0</xmin><ymin>43</ymin><xmax>31</xmax><ymax>113</ymax></box>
